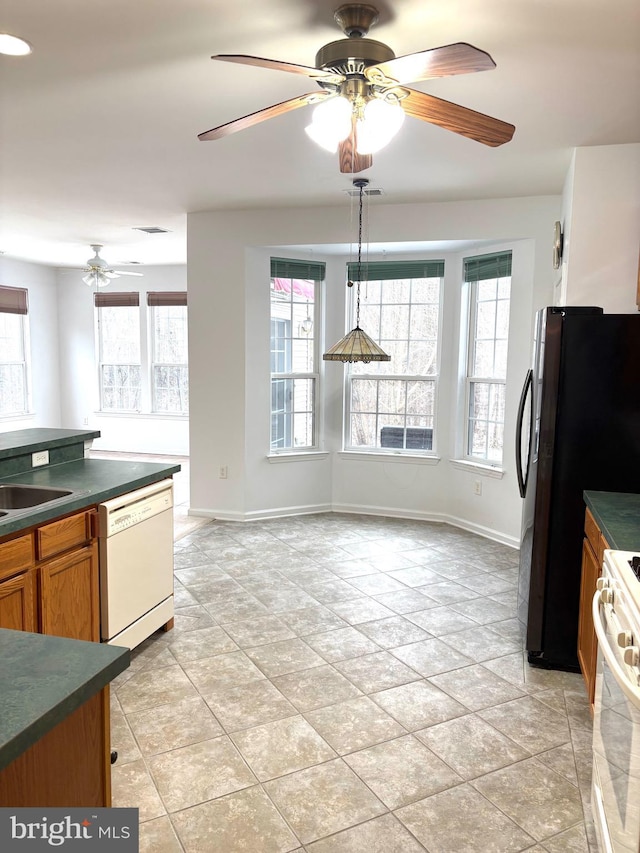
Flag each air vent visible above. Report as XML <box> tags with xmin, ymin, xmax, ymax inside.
<box><xmin>132</xmin><ymin>226</ymin><xmax>170</xmax><ymax>234</ymax></box>
<box><xmin>344</xmin><ymin>187</ymin><xmax>384</xmax><ymax>197</ymax></box>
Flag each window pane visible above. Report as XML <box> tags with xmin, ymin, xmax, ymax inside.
<box><xmin>346</xmin><ymin>272</ymin><xmax>442</xmax><ymax>453</ymax></box>
<box><xmin>101</xmin><ymin>364</ymin><xmax>141</xmax><ymax>411</ymax></box>
<box><xmin>0</xmin><ymin>313</ymin><xmax>24</xmax><ymax>361</ymax></box>
<box><xmin>153</xmin><ymin>365</ymin><xmax>189</xmax><ymax>414</ymax></box>
<box><xmin>0</xmin><ymin>364</ymin><xmax>27</xmax><ymax>414</ymax></box>
<box><xmin>0</xmin><ymin>313</ymin><xmax>28</xmax><ymax>415</ymax></box>
<box><xmin>99</xmin><ymin>306</ymin><xmax>140</xmax><ymax>362</ymax></box>
<box><xmin>153</xmin><ymin>305</ymin><xmax>188</xmax><ymax>363</ymax></box>
<box><xmin>473</xmin><ymin>340</ymin><xmax>495</xmax><ymax>377</ymax></box>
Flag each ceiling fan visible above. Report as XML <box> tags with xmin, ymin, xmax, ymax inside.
<box><xmin>78</xmin><ymin>245</ymin><xmax>144</xmax><ymax>287</ymax></box>
<box><xmin>198</xmin><ymin>3</ymin><xmax>515</xmax><ymax>174</ymax></box>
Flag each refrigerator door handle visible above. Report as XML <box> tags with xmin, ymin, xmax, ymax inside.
<box><xmin>516</xmin><ymin>369</ymin><xmax>534</xmax><ymax>498</ymax></box>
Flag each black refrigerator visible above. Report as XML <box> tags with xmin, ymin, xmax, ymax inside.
<box><xmin>516</xmin><ymin>306</ymin><xmax>640</xmax><ymax>671</ymax></box>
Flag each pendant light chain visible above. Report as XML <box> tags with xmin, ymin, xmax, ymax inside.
<box><xmin>355</xmin><ymin>180</ymin><xmax>364</xmax><ymax>328</ymax></box>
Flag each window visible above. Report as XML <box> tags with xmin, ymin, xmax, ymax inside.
<box><xmin>270</xmin><ymin>257</ymin><xmax>324</xmax><ymax>451</ymax></box>
<box><xmin>345</xmin><ymin>260</ymin><xmax>444</xmax><ymax>452</ymax></box>
<box><xmin>464</xmin><ymin>252</ymin><xmax>512</xmax><ymax>464</ymax></box>
<box><xmin>95</xmin><ymin>292</ymin><xmax>141</xmax><ymax>412</ymax></box>
<box><xmin>148</xmin><ymin>292</ymin><xmax>189</xmax><ymax>414</ymax></box>
<box><xmin>0</xmin><ymin>286</ymin><xmax>29</xmax><ymax>416</ymax></box>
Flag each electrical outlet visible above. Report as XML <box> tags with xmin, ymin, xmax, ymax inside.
<box><xmin>219</xmin><ymin>466</ymin><xmax>228</xmax><ymax>479</ymax></box>
<box><xmin>473</xmin><ymin>480</ymin><xmax>482</xmax><ymax>496</ymax></box>
<box><xmin>83</xmin><ymin>417</ymin><xmax>89</xmax><ymax>426</ymax></box>
<box><xmin>32</xmin><ymin>450</ymin><xmax>49</xmax><ymax>467</ymax></box>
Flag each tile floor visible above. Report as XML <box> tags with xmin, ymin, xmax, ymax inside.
<box><xmin>104</xmin><ymin>481</ymin><xmax>596</xmax><ymax>852</ymax></box>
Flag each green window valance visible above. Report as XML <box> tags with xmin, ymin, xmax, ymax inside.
<box><xmin>346</xmin><ymin>260</ymin><xmax>445</xmax><ymax>281</ymax></box>
<box><xmin>270</xmin><ymin>258</ymin><xmax>326</xmax><ymax>281</ymax></box>
<box><xmin>463</xmin><ymin>252</ymin><xmax>512</xmax><ymax>282</ymax></box>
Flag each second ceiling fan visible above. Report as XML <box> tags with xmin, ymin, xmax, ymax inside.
<box><xmin>198</xmin><ymin>3</ymin><xmax>515</xmax><ymax>173</ymax></box>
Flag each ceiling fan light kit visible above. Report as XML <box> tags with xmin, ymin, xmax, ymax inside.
<box><xmin>198</xmin><ymin>3</ymin><xmax>515</xmax><ymax>173</ymax></box>
<box><xmin>79</xmin><ymin>244</ymin><xmax>144</xmax><ymax>287</ymax></box>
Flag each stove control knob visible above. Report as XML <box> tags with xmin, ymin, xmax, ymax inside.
<box><xmin>617</xmin><ymin>631</ymin><xmax>634</xmax><ymax>648</ymax></box>
<box><xmin>596</xmin><ymin>578</ymin><xmax>610</xmax><ymax>591</ymax></box>
<box><xmin>600</xmin><ymin>587</ymin><xmax>615</xmax><ymax>605</ymax></box>
<box><xmin>623</xmin><ymin>647</ymin><xmax>640</xmax><ymax>667</ymax></box>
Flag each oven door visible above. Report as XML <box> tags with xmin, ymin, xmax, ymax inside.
<box><xmin>592</xmin><ymin>588</ymin><xmax>640</xmax><ymax>853</ymax></box>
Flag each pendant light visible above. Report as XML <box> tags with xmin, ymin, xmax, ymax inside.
<box><xmin>323</xmin><ymin>178</ymin><xmax>390</xmax><ymax>363</ymax></box>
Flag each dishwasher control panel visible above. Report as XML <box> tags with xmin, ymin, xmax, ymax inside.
<box><xmin>98</xmin><ymin>479</ymin><xmax>174</xmax><ymax>537</ymax></box>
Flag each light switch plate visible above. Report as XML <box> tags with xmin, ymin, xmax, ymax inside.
<box><xmin>32</xmin><ymin>450</ymin><xmax>49</xmax><ymax>467</ymax></box>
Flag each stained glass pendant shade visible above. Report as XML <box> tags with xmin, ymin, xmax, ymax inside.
<box><xmin>323</xmin><ymin>179</ymin><xmax>390</xmax><ymax>363</ymax></box>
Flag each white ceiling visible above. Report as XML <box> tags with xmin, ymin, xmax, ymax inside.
<box><xmin>1</xmin><ymin>0</ymin><xmax>638</xmax><ymax>269</ymax></box>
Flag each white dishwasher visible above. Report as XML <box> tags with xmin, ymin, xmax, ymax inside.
<box><xmin>98</xmin><ymin>478</ymin><xmax>174</xmax><ymax>649</ymax></box>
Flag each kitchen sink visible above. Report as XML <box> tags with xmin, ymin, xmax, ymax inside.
<box><xmin>0</xmin><ymin>484</ymin><xmax>73</xmax><ymax>510</ymax></box>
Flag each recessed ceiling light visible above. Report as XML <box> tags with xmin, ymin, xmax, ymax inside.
<box><xmin>0</xmin><ymin>33</ymin><xmax>32</xmax><ymax>56</ymax></box>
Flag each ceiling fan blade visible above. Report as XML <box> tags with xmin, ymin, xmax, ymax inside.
<box><xmin>115</xmin><ymin>271</ymin><xmax>144</xmax><ymax>277</ymax></box>
<box><xmin>338</xmin><ymin>120</ymin><xmax>373</xmax><ymax>174</ymax></box>
<box><xmin>401</xmin><ymin>88</ymin><xmax>515</xmax><ymax>147</ymax></box>
<box><xmin>212</xmin><ymin>54</ymin><xmax>344</xmax><ymax>85</ymax></box>
<box><xmin>198</xmin><ymin>92</ymin><xmax>332</xmax><ymax>141</ymax></box>
<box><xmin>365</xmin><ymin>43</ymin><xmax>495</xmax><ymax>86</ymax></box>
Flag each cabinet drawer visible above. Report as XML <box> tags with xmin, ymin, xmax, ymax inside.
<box><xmin>36</xmin><ymin>512</ymin><xmax>92</xmax><ymax>561</ymax></box>
<box><xmin>0</xmin><ymin>533</ymin><xmax>35</xmax><ymax>581</ymax></box>
<box><xmin>584</xmin><ymin>508</ymin><xmax>603</xmax><ymax>561</ymax></box>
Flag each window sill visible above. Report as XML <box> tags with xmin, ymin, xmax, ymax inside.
<box><xmin>267</xmin><ymin>451</ymin><xmax>330</xmax><ymax>463</ymax></box>
<box><xmin>0</xmin><ymin>412</ymin><xmax>34</xmax><ymax>422</ymax></box>
<box><xmin>338</xmin><ymin>451</ymin><xmax>441</xmax><ymax>465</ymax></box>
<box><xmin>449</xmin><ymin>459</ymin><xmax>505</xmax><ymax>479</ymax></box>
<box><xmin>95</xmin><ymin>411</ymin><xmax>188</xmax><ymax>420</ymax></box>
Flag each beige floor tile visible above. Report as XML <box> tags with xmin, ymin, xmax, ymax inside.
<box><xmin>396</xmin><ymin>783</ymin><xmax>535</xmax><ymax>852</ymax></box>
<box><xmin>428</xmin><ymin>663</ymin><xmax>525</xmax><ymax>711</ymax></box>
<box><xmin>541</xmin><ymin>822</ymin><xmax>590</xmax><ymax>852</ymax></box>
<box><xmin>305</xmin><ymin>813</ymin><xmax>426</xmax><ymax>852</ymax></box>
<box><xmin>305</xmin><ymin>696</ymin><xmax>405</xmax><ymax>754</ymax></box>
<box><xmin>272</xmin><ymin>664</ymin><xmax>363</xmax><ymax>711</ymax></box>
<box><xmin>223</xmin><ymin>614</ymin><xmax>297</xmax><ymax>647</ymax></box>
<box><xmin>439</xmin><ymin>624</ymin><xmax>522</xmax><ymax>662</ymax></box>
<box><xmin>202</xmin><ymin>679</ymin><xmax>297</xmax><ymax>732</ymax></box>
<box><xmin>109</xmin><ymin>705</ymin><xmax>142</xmax><ymax>765</ymax></box>
<box><xmin>386</xmin><ymin>566</ymin><xmax>445</xmax><ymax>587</ymax></box>
<box><xmin>372</xmin><ymin>588</ymin><xmax>438</xmax><ymax>614</ymax></box>
<box><xmin>148</xmin><ymin>736</ymin><xmax>256</xmax><ymax>812</ymax></box>
<box><xmin>329</xmin><ymin>598</ymin><xmax>397</xmax><ymax>625</ymax></box>
<box><xmin>478</xmin><ymin>695</ymin><xmax>571</xmax><ymax>754</ymax></box>
<box><xmin>126</xmin><ymin>696</ymin><xmax>224</xmax><ymax>755</ymax></box>
<box><xmin>347</xmin><ymin>574</ymin><xmax>409</xmax><ymax>595</ymax></box>
<box><xmin>472</xmin><ymin>757</ymin><xmax>584</xmax><ymax>842</ymax></box>
<box><xmin>415</xmin><ymin>714</ymin><xmax>530</xmax><ymax>780</ymax></box>
<box><xmin>406</xmin><ymin>605</ymin><xmax>479</xmax><ymax>636</ymax></box>
<box><xmin>231</xmin><ymin>714</ymin><xmax>336</xmax><ymax>780</ymax></box>
<box><xmin>278</xmin><ymin>605</ymin><xmax>348</xmax><ymax>635</ymax></box>
<box><xmin>305</xmin><ymin>627</ymin><xmax>381</xmax><ymax>662</ymax></box>
<box><xmin>172</xmin><ymin>604</ymin><xmax>218</xmax><ymax>632</ymax></box>
<box><xmin>450</xmin><ymin>596</ymin><xmax>515</xmax><ymax>624</ymax></box>
<box><xmin>138</xmin><ymin>816</ymin><xmax>182</xmax><ymax>853</ymax></box>
<box><xmin>334</xmin><ymin>651</ymin><xmax>421</xmax><ymax>693</ymax></box>
<box><xmin>390</xmin><ymin>637</ymin><xmax>473</xmax><ymax>678</ymax></box>
<box><xmin>165</xmin><ymin>624</ymin><xmax>238</xmax><ymax>662</ymax></box>
<box><xmin>371</xmin><ymin>680</ymin><xmax>468</xmax><ymax>731</ymax></box>
<box><xmin>245</xmin><ymin>638</ymin><xmax>326</xmax><ymax>677</ymax></box>
<box><xmin>344</xmin><ymin>734</ymin><xmax>462</xmax><ymax>808</ymax></box>
<box><xmin>171</xmin><ymin>786</ymin><xmax>299</xmax><ymax>853</ymax></box>
<box><xmin>111</xmin><ymin>758</ymin><xmax>166</xmax><ymax>822</ymax></box>
<box><xmin>115</xmin><ymin>664</ymin><xmax>199</xmax><ymax>714</ymax></box>
<box><xmin>415</xmin><ymin>579</ymin><xmax>481</xmax><ymax>605</ymax></box>
<box><xmin>182</xmin><ymin>649</ymin><xmax>266</xmax><ymax>692</ymax></box>
<box><xmin>263</xmin><ymin>758</ymin><xmax>387</xmax><ymax>844</ymax></box>
<box><xmin>357</xmin><ymin>615</ymin><xmax>431</xmax><ymax>648</ymax></box>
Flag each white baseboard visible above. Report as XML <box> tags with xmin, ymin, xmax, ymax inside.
<box><xmin>188</xmin><ymin>501</ymin><xmax>518</xmax><ymax>547</ymax></box>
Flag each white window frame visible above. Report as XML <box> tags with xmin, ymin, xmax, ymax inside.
<box><xmin>344</xmin><ymin>264</ymin><xmax>444</xmax><ymax>455</ymax></box>
<box><xmin>269</xmin><ymin>268</ymin><xmax>321</xmax><ymax>453</ymax></box>
<box><xmin>149</xmin><ymin>300</ymin><xmax>189</xmax><ymax>415</ymax></box>
<box><xmin>0</xmin><ymin>294</ymin><xmax>31</xmax><ymax>418</ymax></box>
<box><xmin>463</xmin><ymin>254</ymin><xmax>512</xmax><ymax>466</ymax></box>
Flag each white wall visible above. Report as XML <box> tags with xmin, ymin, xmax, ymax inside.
<box><xmin>0</xmin><ymin>257</ymin><xmax>61</xmax><ymax>432</ymax></box>
<box><xmin>188</xmin><ymin>195</ymin><xmax>560</xmax><ymax>544</ymax></box>
<box><xmin>56</xmin><ymin>265</ymin><xmax>189</xmax><ymax>455</ymax></box>
<box><xmin>560</xmin><ymin>143</ymin><xmax>640</xmax><ymax>312</ymax></box>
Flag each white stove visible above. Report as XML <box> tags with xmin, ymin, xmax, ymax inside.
<box><xmin>592</xmin><ymin>549</ymin><xmax>640</xmax><ymax>853</ymax></box>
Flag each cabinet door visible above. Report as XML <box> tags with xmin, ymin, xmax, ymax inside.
<box><xmin>0</xmin><ymin>571</ymin><xmax>37</xmax><ymax>632</ymax></box>
<box><xmin>39</xmin><ymin>542</ymin><xmax>99</xmax><ymax>642</ymax></box>
<box><xmin>577</xmin><ymin>537</ymin><xmax>600</xmax><ymax>708</ymax></box>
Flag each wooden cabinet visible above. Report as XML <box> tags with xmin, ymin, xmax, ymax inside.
<box><xmin>577</xmin><ymin>506</ymin><xmax>609</xmax><ymax>711</ymax></box>
<box><xmin>0</xmin><ymin>509</ymin><xmax>99</xmax><ymax>641</ymax></box>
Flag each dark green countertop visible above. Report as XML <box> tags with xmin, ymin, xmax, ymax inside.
<box><xmin>0</xmin><ymin>458</ymin><xmax>181</xmax><ymax>536</ymax></box>
<box><xmin>583</xmin><ymin>491</ymin><xmax>640</xmax><ymax>551</ymax></box>
<box><xmin>0</xmin><ymin>628</ymin><xmax>129</xmax><ymax>771</ymax></box>
<box><xmin>0</xmin><ymin>428</ymin><xmax>100</xmax><ymax>459</ymax></box>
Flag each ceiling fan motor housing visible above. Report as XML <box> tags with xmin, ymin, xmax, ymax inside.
<box><xmin>316</xmin><ymin>38</ymin><xmax>395</xmax><ymax>76</ymax></box>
